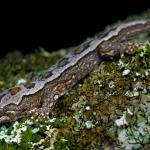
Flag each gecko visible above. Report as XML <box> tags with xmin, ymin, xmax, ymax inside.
<box><xmin>0</xmin><ymin>19</ymin><xmax>149</xmax><ymax>124</ymax></box>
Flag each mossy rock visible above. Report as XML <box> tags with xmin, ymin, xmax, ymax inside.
<box><xmin>0</xmin><ymin>12</ymin><xmax>150</xmax><ymax>150</ymax></box>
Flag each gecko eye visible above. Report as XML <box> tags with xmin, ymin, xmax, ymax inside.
<box><xmin>9</xmin><ymin>86</ymin><xmax>22</xmax><ymax>95</ymax></box>
<box><xmin>24</xmin><ymin>82</ymin><xmax>36</xmax><ymax>89</ymax></box>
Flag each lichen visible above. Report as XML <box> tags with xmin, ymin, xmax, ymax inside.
<box><xmin>0</xmin><ymin>14</ymin><xmax>150</xmax><ymax>150</ymax></box>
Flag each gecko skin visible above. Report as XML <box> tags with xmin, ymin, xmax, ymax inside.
<box><xmin>0</xmin><ymin>19</ymin><xmax>150</xmax><ymax>124</ymax></box>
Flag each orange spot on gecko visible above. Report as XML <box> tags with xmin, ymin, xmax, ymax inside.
<box><xmin>10</xmin><ymin>86</ymin><xmax>22</xmax><ymax>95</ymax></box>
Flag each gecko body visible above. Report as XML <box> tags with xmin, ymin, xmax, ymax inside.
<box><xmin>0</xmin><ymin>19</ymin><xmax>150</xmax><ymax>124</ymax></box>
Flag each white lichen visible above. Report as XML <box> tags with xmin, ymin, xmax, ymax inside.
<box><xmin>125</xmin><ymin>90</ymin><xmax>139</xmax><ymax>97</ymax></box>
<box><xmin>32</xmin><ymin>128</ymin><xmax>39</xmax><ymax>133</ymax></box>
<box><xmin>127</xmin><ymin>108</ymin><xmax>133</xmax><ymax>115</ymax></box>
<box><xmin>85</xmin><ymin>106</ymin><xmax>90</xmax><ymax>110</ymax></box>
<box><xmin>17</xmin><ymin>78</ymin><xmax>27</xmax><ymax>85</ymax></box>
<box><xmin>108</xmin><ymin>81</ymin><xmax>115</xmax><ymax>89</ymax></box>
<box><xmin>0</xmin><ymin>120</ymin><xmax>28</xmax><ymax>144</ymax></box>
<box><xmin>117</xmin><ymin>60</ymin><xmax>129</xmax><ymax>69</ymax></box>
<box><xmin>122</xmin><ymin>69</ymin><xmax>130</xmax><ymax>76</ymax></box>
<box><xmin>85</xmin><ymin>120</ymin><xmax>95</xmax><ymax>129</ymax></box>
<box><xmin>115</xmin><ymin>114</ymin><xmax>128</xmax><ymax>126</ymax></box>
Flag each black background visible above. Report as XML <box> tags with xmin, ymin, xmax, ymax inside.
<box><xmin>0</xmin><ymin>1</ymin><xmax>149</xmax><ymax>58</ymax></box>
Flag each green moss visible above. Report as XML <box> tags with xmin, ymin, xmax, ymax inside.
<box><xmin>0</xmin><ymin>12</ymin><xmax>150</xmax><ymax>150</ymax></box>
<box><xmin>0</xmin><ymin>42</ymin><xmax>150</xmax><ymax>150</ymax></box>
<box><xmin>54</xmin><ymin>41</ymin><xmax>150</xmax><ymax>149</ymax></box>
<box><xmin>54</xmin><ymin>130</ymin><xmax>80</xmax><ymax>150</ymax></box>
